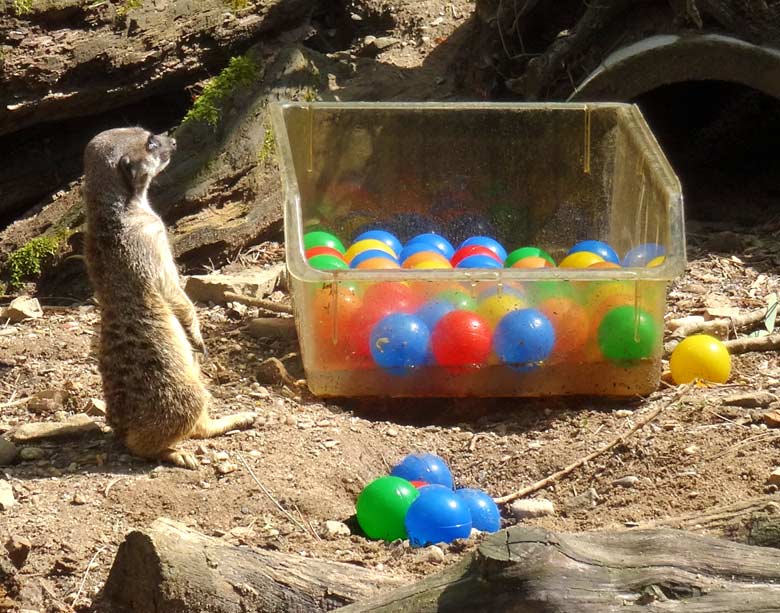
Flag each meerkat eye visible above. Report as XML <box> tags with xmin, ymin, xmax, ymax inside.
<box><xmin>146</xmin><ymin>135</ymin><xmax>161</xmax><ymax>151</ymax></box>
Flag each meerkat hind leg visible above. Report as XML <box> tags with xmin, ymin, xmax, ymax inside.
<box><xmin>189</xmin><ymin>410</ymin><xmax>257</xmax><ymax>440</ymax></box>
<box><xmin>124</xmin><ymin>431</ymin><xmax>200</xmax><ymax>470</ymax></box>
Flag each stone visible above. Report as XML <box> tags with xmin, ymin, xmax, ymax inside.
<box><xmin>10</xmin><ymin>414</ymin><xmax>101</xmax><ymax>443</ymax></box>
<box><xmin>611</xmin><ymin>475</ymin><xmax>640</xmax><ymax>488</ymax></box>
<box><xmin>510</xmin><ymin>498</ymin><xmax>555</xmax><ymax>520</ymax></box>
<box><xmin>564</xmin><ymin>488</ymin><xmax>600</xmax><ymax>513</ymax></box>
<box><xmin>71</xmin><ymin>493</ymin><xmax>87</xmax><ymax>505</ymax></box>
<box><xmin>425</xmin><ymin>545</ymin><xmax>446</xmax><ymax>564</ymax></box>
<box><xmin>246</xmin><ymin>317</ymin><xmax>297</xmax><ymax>339</ymax></box>
<box><xmin>768</xmin><ymin>468</ymin><xmax>780</xmax><ymax>486</ymax></box>
<box><xmin>184</xmin><ymin>265</ymin><xmax>284</xmax><ymax>305</ymax></box>
<box><xmin>27</xmin><ymin>389</ymin><xmax>67</xmax><ymax>415</ymax></box>
<box><xmin>216</xmin><ymin>461</ymin><xmax>238</xmax><ymax>475</ymax></box>
<box><xmin>0</xmin><ymin>438</ymin><xmax>19</xmax><ymax>466</ymax></box>
<box><xmin>357</xmin><ymin>35</ymin><xmax>401</xmax><ymax>56</ymax></box>
<box><xmin>19</xmin><ymin>447</ymin><xmax>44</xmax><ymax>462</ymax></box>
<box><xmin>5</xmin><ymin>536</ymin><xmax>31</xmax><ymax>569</ymax></box>
<box><xmin>0</xmin><ymin>480</ymin><xmax>16</xmax><ymax>511</ymax></box>
<box><xmin>763</xmin><ymin>410</ymin><xmax>780</xmax><ymax>429</ymax></box>
<box><xmin>322</xmin><ymin>520</ymin><xmax>351</xmax><ymax>539</ymax></box>
<box><xmin>1</xmin><ymin>296</ymin><xmax>42</xmax><ymax>323</ymax></box>
<box><xmin>85</xmin><ymin>398</ymin><xmax>106</xmax><ymax>417</ymax></box>
<box><xmin>723</xmin><ymin>391</ymin><xmax>778</xmax><ymax>408</ymax></box>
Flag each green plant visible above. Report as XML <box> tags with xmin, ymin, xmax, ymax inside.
<box><xmin>12</xmin><ymin>0</ymin><xmax>33</xmax><ymax>16</ymax></box>
<box><xmin>257</xmin><ymin>127</ymin><xmax>275</xmax><ymax>164</ymax></box>
<box><xmin>225</xmin><ymin>0</ymin><xmax>249</xmax><ymax>9</ymax></box>
<box><xmin>182</xmin><ymin>55</ymin><xmax>259</xmax><ymax>127</ymax></box>
<box><xmin>116</xmin><ymin>0</ymin><xmax>142</xmax><ymax>16</ymax></box>
<box><xmin>301</xmin><ymin>87</ymin><xmax>319</xmax><ymax>102</ymax></box>
<box><xmin>5</xmin><ymin>233</ymin><xmax>66</xmax><ymax>289</ymax></box>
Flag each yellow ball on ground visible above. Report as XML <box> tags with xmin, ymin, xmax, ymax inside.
<box><xmin>669</xmin><ymin>334</ymin><xmax>731</xmax><ymax>384</ymax></box>
<box><xmin>559</xmin><ymin>251</ymin><xmax>605</xmax><ymax>269</ymax></box>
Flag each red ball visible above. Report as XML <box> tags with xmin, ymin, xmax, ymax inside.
<box><xmin>347</xmin><ymin>283</ymin><xmax>421</xmax><ymax>358</ymax></box>
<box><xmin>430</xmin><ymin>310</ymin><xmax>492</xmax><ymax>369</ymax></box>
<box><xmin>305</xmin><ymin>246</ymin><xmax>345</xmax><ymax>261</ymax></box>
<box><xmin>450</xmin><ymin>245</ymin><xmax>503</xmax><ymax>267</ymax></box>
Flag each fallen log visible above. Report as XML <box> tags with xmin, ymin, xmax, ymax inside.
<box><xmin>341</xmin><ymin>524</ymin><xmax>780</xmax><ymax>612</ymax></box>
<box><xmin>101</xmin><ymin>517</ymin><xmax>404</xmax><ymax>613</ymax></box>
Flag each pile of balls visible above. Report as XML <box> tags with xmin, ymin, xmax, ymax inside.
<box><xmin>356</xmin><ymin>453</ymin><xmax>500</xmax><ymax>546</ymax></box>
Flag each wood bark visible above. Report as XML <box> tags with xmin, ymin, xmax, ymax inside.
<box><xmin>101</xmin><ymin>517</ymin><xmax>405</xmax><ymax>613</ymax></box>
<box><xmin>342</xmin><ymin>524</ymin><xmax>780</xmax><ymax>612</ymax></box>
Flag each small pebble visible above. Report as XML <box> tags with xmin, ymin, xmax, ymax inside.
<box><xmin>71</xmin><ymin>493</ymin><xmax>87</xmax><ymax>505</ymax></box>
<box><xmin>510</xmin><ymin>498</ymin><xmax>555</xmax><ymax>520</ymax></box>
<box><xmin>322</xmin><ymin>520</ymin><xmax>351</xmax><ymax>539</ymax></box>
<box><xmin>425</xmin><ymin>545</ymin><xmax>445</xmax><ymax>564</ymax></box>
<box><xmin>19</xmin><ymin>447</ymin><xmax>45</xmax><ymax>462</ymax></box>
<box><xmin>216</xmin><ymin>461</ymin><xmax>238</xmax><ymax>475</ymax></box>
<box><xmin>214</xmin><ymin>451</ymin><xmax>229</xmax><ymax>461</ymax></box>
<box><xmin>615</xmin><ymin>409</ymin><xmax>633</xmax><ymax>418</ymax></box>
<box><xmin>386</xmin><ymin>428</ymin><xmax>399</xmax><ymax>437</ymax></box>
<box><xmin>611</xmin><ymin>476</ymin><xmax>640</xmax><ymax>488</ymax></box>
<box><xmin>683</xmin><ymin>445</ymin><xmax>699</xmax><ymax>456</ymax></box>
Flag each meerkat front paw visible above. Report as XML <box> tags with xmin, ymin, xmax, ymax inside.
<box><xmin>161</xmin><ymin>449</ymin><xmax>200</xmax><ymax>469</ymax></box>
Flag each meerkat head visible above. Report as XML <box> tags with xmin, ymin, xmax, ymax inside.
<box><xmin>83</xmin><ymin>127</ymin><xmax>176</xmax><ymax>207</ymax></box>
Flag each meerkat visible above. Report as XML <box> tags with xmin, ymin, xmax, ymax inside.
<box><xmin>83</xmin><ymin>127</ymin><xmax>255</xmax><ymax>469</ymax></box>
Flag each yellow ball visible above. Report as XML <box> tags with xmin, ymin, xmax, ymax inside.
<box><xmin>647</xmin><ymin>256</ymin><xmax>666</xmax><ymax>267</ymax></box>
<box><xmin>670</xmin><ymin>334</ymin><xmax>731</xmax><ymax>384</ymax></box>
<box><xmin>559</xmin><ymin>251</ymin><xmax>605</xmax><ymax>269</ymax></box>
<box><xmin>477</xmin><ymin>294</ymin><xmax>527</xmax><ymax>327</ymax></box>
<box><xmin>410</xmin><ymin>259</ymin><xmax>452</xmax><ymax>270</ymax></box>
<box><xmin>344</xmin><ymin>239</ymin><xmax>397</xmax><ymax>263</ymax></box>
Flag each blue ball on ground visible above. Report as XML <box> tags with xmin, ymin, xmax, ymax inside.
<box><xmin>455</xmin><ymin>488</ymin><xmax>501</xmax><ymax>533</ymax></box>
<box><xmin>404</xmin><ymin>484</ymin><xmax>473</xmax><ymax>547</ymax></box>
<box><xmin>390</xmin><ymin>453</ymin><xmax>454</xmax><ymax>489</ymax></box>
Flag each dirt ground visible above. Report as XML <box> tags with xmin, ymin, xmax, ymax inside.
<box><xmin>2</xmin><ymin>2</ymin><xmax>780</xmax><ymax>612</ymax></box>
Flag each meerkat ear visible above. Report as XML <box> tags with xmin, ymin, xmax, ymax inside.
<box><xmin>118</xmin><ymin>155</ymin><xmax>136</xmax><ymax>189</ymax></box>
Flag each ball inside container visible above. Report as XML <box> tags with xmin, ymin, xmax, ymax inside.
<box><xmin>369</xmin><ymin>313</ymin><xmax>430</xmax><ymax>375</ymax></box>
<box><xmin>406</xmin><ymin>233</ymin><xmax>455</xmax><ymax>260</ymax></box>
<box><xmin>390</xmin><ymin>453</ymin><xmax>454</xmax><ymax>489</ymax></box>
<box><xmin>356</xmin><ymin>476</ymin><xmax>419</xmax><ymax>541</ymax></box>
<box><xmin>404</xmin><ymin>484</ymin><xmax>473</xmax><ymax>547</ymax></box>
<box><xmin>567</xmin><ymin>240</ymin><xmax>620</xmax><ymax>264</ymax></box>
<box><xmin>455</xmin><ymin>488</ymin><xmax>501</xmax><ymax>533</ymax></box>
<box><xmin>493</xmin><ymin>308</ymin><xmax>555</xmax><ymax>369</ymax></box>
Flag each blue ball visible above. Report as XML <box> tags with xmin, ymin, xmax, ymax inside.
<box><xmin>349</xmin><ymin>249</ymin><xmax>399</xmax><ymax>268</ymax></box>
<box><xmin>354</xmin><ymin>230</ymin><xmax>403</xmax><ymax>257</ymax></box>
<box><xmin>369</xmin><ymin>314</ymin><xmax>430</xmax><ymax>375</ymax></box>
<box><xmin>406</xmin><ymin>233</ymin><xmax>455</xmax><ymax>260</ymax></box>
<box><xmin>390</xmin><ymin>453</ymin><xmax>454</xmax><ymax>489</ymax></box>
<box><xmin>416</xmin><ymin>300</ymin><xmax>456</xmax><ymax>331</ymax></box>
<box><xmin>623</xmin><ymin>243</ymin><xmax>666</xmax><ymax>267</ymax></box>
<box><xmin>568</xmin><ymin>240</ymin><xmax>620</xmax><ymax>264</ymax></box>
<box><xmin>399</xmin><ymin>241</ymin><xmax>443</xmax><ymax>264</ymax></box>
<box><xmin>456</xmin><ymin>254</ymin><xmax>503</xmax><ymax>269</ymax></box>
<box><xmin>405</xmin><ymin>485</ymin><xmax>472</xmax><ymax>547</ymax></box>
<box><xmin>459</xmin><ymin>237</ymin><xmax>508</xmax><ymax>263</ymax></box>
<box><xmin>455</xmin><ymin>488</ymin><xmax>501</xmax><ymax>533</ymax></box>
<box><xmin>493</xmin><ymin>308</ymin><xmax>555</xmax><ymax>369</ymax></box>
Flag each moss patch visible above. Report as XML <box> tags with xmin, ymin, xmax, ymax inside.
<box><xmin>182</xmin><ymin>55</ymin><xmax>259</xmax><ymax>127</ymax></box>
<box><xmin>257</xmin><ymin>126</ymin><xmax>276</xmax><ymax>165</ymax></box>
<box><xmin>12</xmin><ymin>0</ymin><xmax>33</xmax><ymax>16</ymax></box>
<box><xmin>5</xmin><ymin>232</ymin><xmax>69</xmax><ymax>290</ymax></box>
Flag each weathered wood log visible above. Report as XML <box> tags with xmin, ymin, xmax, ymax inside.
<box><xmin>342</xmin><ymin>524</ymin><xmax>780</xmax><ymax>612</ymax></box>
<box><xmin>101</xmin><ymin>517</ymin><xmax>405</xmax><ymax>613</ymax></box>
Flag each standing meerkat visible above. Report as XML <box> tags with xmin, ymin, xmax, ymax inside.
<box><xmin>83</xmin><ymin>127</ymin><xmax>255</xmax><ymax>469</ymax></box>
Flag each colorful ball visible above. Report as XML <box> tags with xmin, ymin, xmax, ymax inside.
<box><xmin>345</xmin><ymin>239</ymin><xmax>398</xmax><ymax>263</ymax></box>
<box><xmin>430</xmin><ymin>310</ymin><xmax>492</xmax><ymax>369</ymax></box>
<box><xmin>347</xmin><ymin>283</ymin><xmax>419</xmax><ymax>357</ymax></box>
<box><xmin>559</xmin><ymin>251</ymin><xmax>605</xmax><ymax>269</ymax></box>
<box><xmin>353</xmin><ymin>229</ymin><xmax>403</xmax><ymax>257</ymax></box>
<box><xmin>406</xmin><ymin>233</ymin><xmax>455</xmax><ymax>259</ymax></box>
<box><xmin>308</xmin><ymin>254</ymin><xmax>349</xmax><ymax>271</ymax></box>
<box><xmin>669</xmin><ymin>334</ymin><xmax>731</xmax><ymax>384</ymax></box>
<box><xmin>451</xmin><ymin>245</ymin><xmax>502</xmax><ymax>267</ymax></box>
<box><xmin>410</xmin><ymin>259</ymin><xmax>453</xmax><ymax>270</ymax></box>
<box><xmin>390</xmin><ymin>453</ymin><xmax>454</xmax><ymax>489</ymax></box>
<box><xmin>493</xmin><ymin>308</ymin><xmax>555</xmax><ymax>369</ymax></box>
<box><xmin>400</xmin><ymin>241</ymin><xmax>442</xmax><ymax>264</ymax></box>
<box><xmin>304</xmin><ymin>230</ymin><xmax>346</xmax><ymax>254</ymax></box>
<box><xmin>436</xmin><ymin>289</ymin><xmax>477</xmax><ymax>311</ymax></box>
<box><xmin>350</xmin><ymin>249</ymin><xmax>399</xmax><ymax>268</ymax></box>
<box><xmin>539</xmin><ymin>297</ymin><xmax>589</xmax><ymax>359</ymax></box>
<box><xmin>568</xmin><ymin>240</ymin><xmax>620</xmax><ymax>264</ymax></box>
<box><xmin>305</xmin><ymin>246</ymin><xmax>345</xmax><ymax>261</ymax></box>
<box><xmin>456</xmin><ymin>254</ymin><xmax>503</xmax><ymax>269</ymax></box>
<box><xmin>623</xmin><ymin>243</ymin><xmax>665</xmax><ymax>267</ymax></box>
<box><xmin>369</xmin><ymin>313</ymin><xmax>430</xmax><ymax>375</ymax></box>
<box><xmin>511</xmin><ymin>256</ymin><xmax>554</xmax><ymax>269</ymax></box>
<box><xmin>588</xmin><ymin>261</ymin><xmax>621</xmax><ymax>269</ymax></box>
<box><xmin>356</xmin><ymin>476</ymin><xmax>419</xmax><ymax>541</ymax></box>
<box><xmin>477</xmin><ymin>293</ymin><xmax>527</xmax><ymax>327</ymax></box>
<box><xmin>458</xmin><ymin>237</ymin><xmax>508</xmax><ymax>262</ymax></box>
<box><xmin>313</xmin><ymin>283</ymin><xmax>362</xmax><ymax>340</ymax></box>
<box><xmin>505</xmin><ymin>246</ymin><xmax>555</xmax><ymax>268</ymax></box>
<box><xmin>416</xmin><ymin>300</ymin><xmax>456</xmax><ymax>330</ymax></box>
<box><xmin>597</xmin><ymin>305</ymin><xmax>658</xmax><ymax>361</ymax></box>
<box><xmin>402</xmin><ymin>251</ymin><xmax>452</xmax><ymax>269</ymax></box>
<box><xmin>354</xmin><ymin>257</ymin><xmax>402</xmax><ymax>270</ymax></box>
<box><xmin>647</xmin><ymin>256</ymin><xmax>666</xmax><ymax>268</ymax></box>
<box><xmin>404</xmin><ymin>485</ymin><xmax>472</xmax><ymax>547</ymax></box>
<box><xmin>455</xmin><ymin>488</ymin><xmax>501</xmax><ymax>533</ymax></box>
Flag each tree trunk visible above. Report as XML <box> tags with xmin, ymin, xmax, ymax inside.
<box><xmin>342</xmin><ymin>524</ymin><xmax>780</xmax><ymax>612</ymax></box>
<box><xmin>101</xmin><ymin>517</ymin><xmax>405</xmax><ymax>613</ymax></box>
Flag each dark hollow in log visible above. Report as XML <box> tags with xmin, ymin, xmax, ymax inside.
<box><xmin>342</xmin><ymin>524</ymin><xmax>780</xmax><ymax>612</ymax></box>
<box><xmin>101</xmin><ymin>517</ymin><xmax>405</xmax><ymax>613</ymax></box>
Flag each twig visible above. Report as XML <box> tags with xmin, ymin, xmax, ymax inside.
<box><xmin>494</xmin><ymin>386</ymin><xmax>691</xmax><ymax>504</ymax></box>
<box><xmin>705</xmin><ymin>431</ymin><xmax>780</xmax><ymax>462</ymax></box>
<box><xmin>293</xmin><ymin>501</ymin><xmax>322</xmax><ymax>542</ymax></box>
<box><xmin>669</xmin><ymin>308</ymin><xmax>773</xmax><ymax>339</ymax></box>
<box><xmin>0</xmin><ymin>397</ymin><xmax>29</xmax><ymax>409</ymax></box>
<box><xmin>722</xmin><ymin>334</ymin><xmax>780</xmax><ymax>355</ymax></box>
<box><xmin>236</xmin><ymin>453</ymin><xmax>310</xmax><ymax>536</ymax></box>
<box><xmin>103</xmin><ymin>477</ymin><xmax>124</xmax><ymax>497</ymax></box>
<box><xmin>223</xmin><ymin>292</ymin><xmax>293</xmax><ymax>315</ymax></box>
<box><xmin>73</xmin><ymin>545</ymin><xmax>107</xmax><ymax>607</ymax></box>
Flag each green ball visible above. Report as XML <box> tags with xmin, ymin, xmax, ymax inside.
<box><xmin>505</xmin><ymin>247</ymin><xmax>556</xmax><ymax>267</ymax></box>
<box><xmin>597</xmin><ymin>305</ymin><xmax>658</xmax><ymax>362</ymax></box>
<box><xmin>356</xmin><ymin>476</ymin><xmax>419</xmax><ymax>541</ymax></box>
<box><xmin>304</xmin><ymin>230</ymin><xmax>346</xmax><ymax>254</ymax></box>
<box><xmin>436</xmin><ymin>289</ymin><xmax>477</xmax><ymax>311</ymax></box>
<box><xmin>308</xmin><ymin>254</ymin><xmax>348</xmax><ymax>271</ymax></box>
<box><xmin>528</xmin><ymin>280</ymin><xmax>575</xmax><ymax>303</ymax></box>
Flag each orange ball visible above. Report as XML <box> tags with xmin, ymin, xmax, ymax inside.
<box><xmin>313</xmin><ymin>284</ymin><xmax>363</xmax><ymax>364</ymax></box>
<box><xmin>355</xmin><ymin>257</ymin><xmax>402</xmax><ymax>270</ymax></box>
<box><xmin>540</xmin><ymin>297</ymin><xmax>590</xmax><ymax>360</ymax></box>
<box><xmin>402</xmin><ymin>251</ymin><xmax>451</xmax><ymax>269</ymax></box>
<box><xmin>511</xmin><ymin>256</ymin><xmax>554</xmax><ymax>269</ymax></box>
<box><xmin>410</xmin><ymin>259</ymin><xmax>453</xmax><ymax>270</ymax></box>
<box><xmin>588</xmin><ymin>261</ymin><xmax>621</xmax><ymax>269</ymax></box>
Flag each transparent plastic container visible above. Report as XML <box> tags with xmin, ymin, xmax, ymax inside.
<box><xmin>270</xmin><ymin>102</ymin><xmax>685</xmax><ymax>397</ymax></box>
